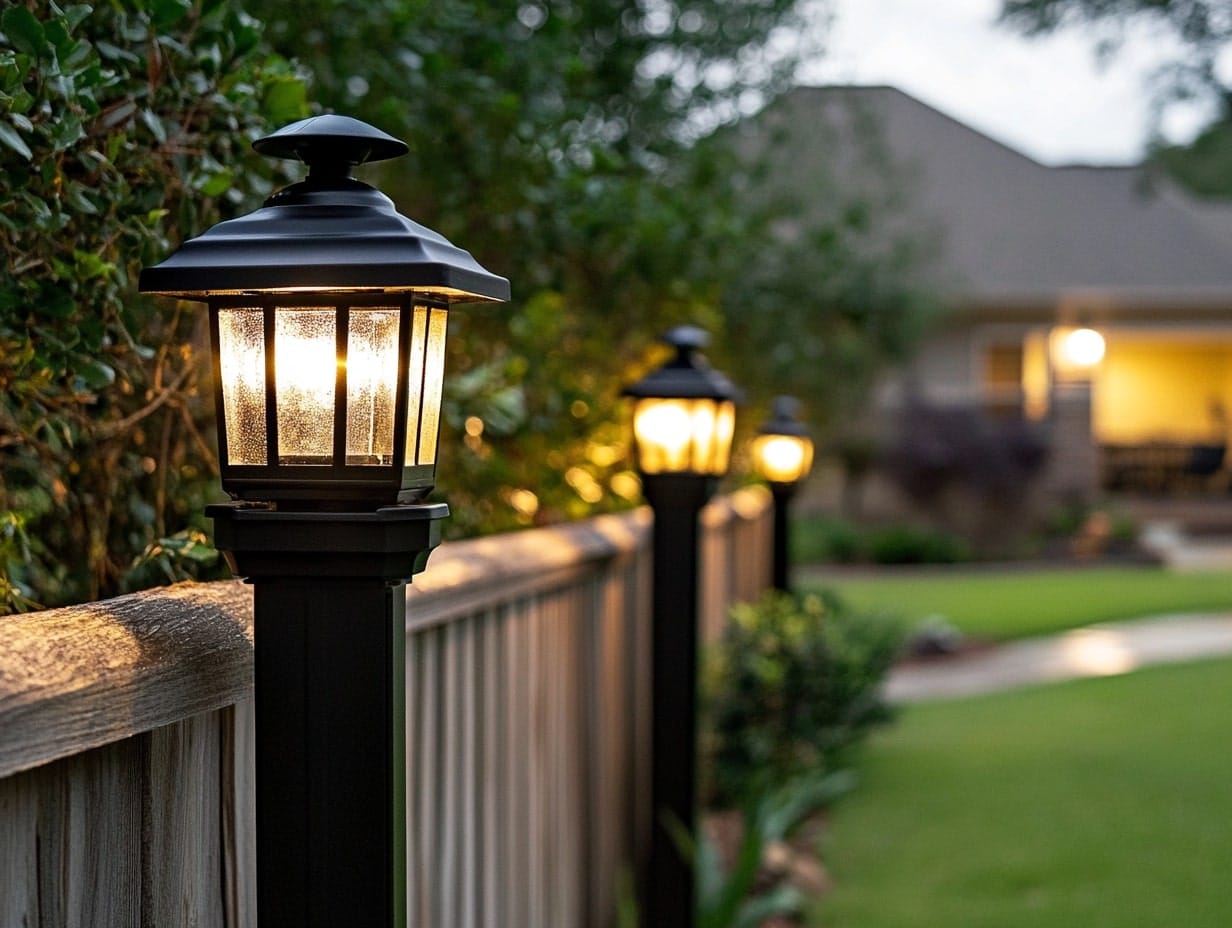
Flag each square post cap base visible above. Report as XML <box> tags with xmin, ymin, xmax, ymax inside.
<box><xmin>207</xmin><ymin>501</ymin><xmax>449</xmax><ymax>583</ymax></box>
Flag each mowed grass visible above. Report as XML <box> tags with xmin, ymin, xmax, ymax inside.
<box><xmin>800</xmin><ymin>566</ymin><xmax>1232</xmax><ymax>640</ymax></box>
<box><xmin>813</xmin><ymin>658</ymin><xmax>1232</xmax><ymax>928</ymax></box>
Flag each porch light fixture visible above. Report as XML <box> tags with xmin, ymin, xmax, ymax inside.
<box><xmin>140</xmin><ymin>114</ymin><xmax>509</xmax><ymax>509</ymax></box>
<box><xmin>750</xmin><ymin>396</ymin><xmax>814</xmax><ymax>592</ymax></box>
<box><xmin>1052</xmin><ymin>325</ymin><xmax>1106</xmax><ymax>377</ymax></box>
<box><xmin>140</xmin><ymin>114</ymin><xmax>508</xmax><ymax>928</ymax></box>
<box><xmin>624</xmin><ymin>324</ymin><xmax>740</xmax><ymax>928</ymax></box>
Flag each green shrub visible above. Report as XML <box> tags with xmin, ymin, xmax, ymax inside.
<box><xmin>790</xmin><ymin>515</ymin><xmax>865</xmax><ymax>564</ymax></box>
<box><xmin>866</xmin><ymin>524</ymin><xmax>970</xmax><ymax>565</ymax></box>
<box><xmin>704</xmin><ymin>590</ymin><xmax>905</xmax><ymax>808</ymax></box>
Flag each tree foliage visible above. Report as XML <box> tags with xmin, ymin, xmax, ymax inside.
<box><xmin>999</xmin><ymin>0</ymin><xmax>1232</xmax><ymax>193</ymax></box>
<box><xmin>0</xmin><ymin>0</ymin><xmax>306</xmax><ymax>611</ymax></box>
<box><xmin>255</xmin><ymin>0</ymin><xmax>826</xmax><ymax>535</ymax></box>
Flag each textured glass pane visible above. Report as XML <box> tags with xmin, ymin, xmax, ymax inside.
<box><xmin>632</xmin><ymin>398</ymin><xmax>734</xmax><ymax>475</ymax></box>
<box><xmin>417</xmin><ymin>308</ymin><xmax>448</xmax><ymax>466</ymax></box>
<box><xmin>712</xmin><ymin>401</ymin><xmax>736</xmax><ymax>475</ymax></box>
<box><xmin>217</xmin><ymin>309</ymin><xmax>267</xmax><ymax>466</ymax></box>
<box><xmin>632</xmin><ymin>399</ymin><xmax>693</xmax><ymax>474</ymax></box>
<box><xmin>346</xmin><ymin>308</ymin><xmax>400</xmax><ymax>465</ymax></box>
<box><xmin>689</xmin><ymin>401</ymin><xmax>718</xmax><ymax>473</ymax></box>
<box><xmin>275</xmin><ymin>309</ymin><xmax>336</xmax><ymax>464</ymax></box>
<box><xmin>403</xmin><ymin>307</ymin><xmax>429</xmax><ymax>465</ymax></box>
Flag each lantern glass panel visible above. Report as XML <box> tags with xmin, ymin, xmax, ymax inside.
<box><xmin>346</xmin><ymin>308</ymin><xmax>401</xmax><ymax>465</ymax></box>
<box><xmin>633</xmin><ymin>398</ymin><xmax>736</xmax><ymax>475</ymax></box>
<box><xmin>405</xmin><ymin>305</ymin><xmax>449</xmax><ymax>467</ymax></box>
<box><xmin>275</xmin><ymin>309</ymin><xmax>337</xmax><ymax>464</ymax></box>
<box><xmin>711</xmin><ymin>400</ymin><xmax>736</xmax><ymax>474</ymax></box>
<box><xmin>752</xmin><ymin>434</ymin><xmax>814</xmax><ymax>484</ymax></box>
<box><xmin>217</xmin><ymin>308</ymin><xmax>268</xmax><ymax>466</ymax></box>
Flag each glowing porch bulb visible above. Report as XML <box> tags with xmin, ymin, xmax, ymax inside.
<box><xmin>1063</xmin><ymin>328</ymin><xmax>1105</xmax><ymax>368</ymax></box>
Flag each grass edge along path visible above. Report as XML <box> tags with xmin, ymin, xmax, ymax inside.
<box><xmin>812</xmin><ymin>657</ymin><xmax>1232</xmax><ymax>928</ymax></box>
<box><xmin>799</xmin><ymin>565</ymin><xmax>1232</xmax><ymax>641</ymax></box>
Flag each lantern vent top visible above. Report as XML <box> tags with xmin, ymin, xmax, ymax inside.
<box><xmin>254</xmin><ymin>115</ymin><xmax>408</xmax><ymax>179</ymax></box>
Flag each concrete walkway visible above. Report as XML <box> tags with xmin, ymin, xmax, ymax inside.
<box><xmin>886</xmin><ymin>613</ymin><xmax>1232</xmax><ymax>703</ymax></box>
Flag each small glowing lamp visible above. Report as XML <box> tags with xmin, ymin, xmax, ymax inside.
<box><xmin>140</xmin><ymin>115</ymin><xmax>509</xmax><ymax>508</ymax></box>
<box><xmin>751</xmin><ymin>396</ymin><xmax>814</xmax><ymax>487</ymax></box>
<box><xmin>1062</xmin><ymin>327</ymin><xmax>1106</xmax><ymax>368</ymax></box>
<box><xmin>623</xmin><ymin>327</ymin><xmax>740</xmax><ymax>477</ymax></box>
<box><xmin>625</xmin><ymin>325</ymin><xmax>739</xmax><ymax>478</ymax></box>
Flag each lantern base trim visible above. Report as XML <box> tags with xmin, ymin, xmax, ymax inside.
<box><xmin>207</xmin><ymin>501</ymin><xmax>447</xmax><ymax>583</ymax></box>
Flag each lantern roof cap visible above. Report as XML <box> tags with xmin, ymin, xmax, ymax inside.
<box><xmin>139</xmin><ymin>115</ymin><xmax>509</xmax><ymax>303</ymax></box>
<box><xmin>623</xmin><ymin>326</ymin><xmax>743</xmax><ymax>402</ymax></box>
<box><xmin>758</xmin><ymin>395</ymin><xmax>812</xmax><ymax>438</ymax></box>
<box><xmin>252</xmin><ymin>114</ymin><xmax>408</xmax><ymax>167</ymax></box>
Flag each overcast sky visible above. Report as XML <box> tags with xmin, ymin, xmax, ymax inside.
<box><xmin>798</xmin><ymin>0</ymin><xmax>1215</xmax><ymax>166</ymax></box>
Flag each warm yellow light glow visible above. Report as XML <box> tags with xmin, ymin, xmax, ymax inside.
<box><xmin>405</xmin><ymin>305</ymin><xmax>449</xmax><ymax>467</ymax></box>
<box><xmin>632</xmin><ymin>397</ymin><xmax>736</xmax><ymax>475</ymax></box>
<box><xmin>275</xmin><ymin>309</ymin><xmax>336</xmax><ymax>464</ymax></box>
<box><xmin>565</xmin><ymin>466</ymin><xmax>605</xmax><ymax>503</ymax></box>
<box><xmin>217</xmin><ymin>309</ymin><xmax>267</xmax><ymax>465</ymax></box>
<box><xmin>1063</xmin><ymin>327</ymin><xmax>1105</xmax><ymax>368</ymax></box>
<box><xmin>633</xmin><ymin>399</ymin><xmax>693</xmax><ymax>473</ymax></box>
<box><xmin>752</xmin><ymin>434</ymin><xmax>814</xmax><ymax>484</ymax></box>
<box><xmin>464</xmin><ymin>416</ymin><xmax>484</xmax><ymax>437</ymax></box>
<box><xmin>345</xmin><ymin>308</ymin><xmax>400</xmax><ymax>465</ymax></box>
<box><xmin>610</xmin><ymin>471</ymin><xmax>642</xmax><ymax>500</ymax></box>
<box><xmin>507</xmin><ymin>488</ymin><xmax>540</xmax><ymax>518</ymax></box>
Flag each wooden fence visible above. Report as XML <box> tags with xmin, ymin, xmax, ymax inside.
<box><xmin>0</xmin><ymin>487</ymin><xmax>771</xmax><ymax>928</ymax></box>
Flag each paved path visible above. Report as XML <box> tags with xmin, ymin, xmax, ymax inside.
<box><xmin>886</xmin><ymin>613</ymin><xmax>1232</xmax><ymax>703</ymax></box>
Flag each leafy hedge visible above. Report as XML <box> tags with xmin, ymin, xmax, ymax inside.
<box><xmin>0</xmin><ymin>0</ymin><xmax>306</xmax><ymax>611</ymax></box>
<box><xmin>703</xmin><ymin>590</ymin><xmax>905</xmax><ymax>809</ymax></box>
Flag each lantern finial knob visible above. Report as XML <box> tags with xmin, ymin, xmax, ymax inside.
<box><xmin>253</xmin><ymin>114</ymin><xmax>408</xmax><ymax>178</ymax></box>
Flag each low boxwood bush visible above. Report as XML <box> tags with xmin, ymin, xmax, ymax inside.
<box><xmin>703</xmin><ymin>590</ymin><xmax>905</xmax><ymax>809</ymax></box>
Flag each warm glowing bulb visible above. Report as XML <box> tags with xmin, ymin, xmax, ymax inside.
<box><xmin>753</xmin><ymin>434</ymin><xmax>814</xmax><ymax>484</ymax></box>
<box><xmin>1063</xmin><ymin>328</ymin><xmax>1105</xmax><ymax>367</ymax></box>
<box><xmin>275</xmin><ymin>309</ymin><xmax>337</xmax><ymax>463</ymax></box>
<box><xmin>633</xmin><ymin>400</ymin><xmax>693</xmax><ymax>473</ymax></box>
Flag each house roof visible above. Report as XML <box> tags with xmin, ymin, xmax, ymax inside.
<box><xmin>747</xmin><ymin>86</ymin><xmax>1232</xmax><ymax>313</ymax></box>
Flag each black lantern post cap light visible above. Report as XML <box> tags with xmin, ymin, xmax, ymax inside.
<box><xmin>624</xmin><ymin>325</ymin><xmax>740</xmax><ymax>928</ymax></box>
<box><xmin>751</xmin><ymin>395</ymin><xmax>815</xmax><ymax>489</ymax></box>
<box><xmin>140</xmin><ymin>114</ymin><xmax>509</xmax><ymax>509</ymax></box>
<box><xmin>623</xmin><ymin>325</ymin><xmax>741</xmax><ymax>506</ymax></box>
<box><xmin>751</xmin><ymin>396</ymin><xmax>815</xmax><ymax>593</ymax></box>
<box><xmin>140</xmin><ymin>114</ymin><xmax>509</xmax><ymax>928</ymax></box>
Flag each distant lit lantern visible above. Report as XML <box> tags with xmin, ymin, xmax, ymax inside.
<box><xmin>139</xmin><ymin>115</ymin><xmax>509</xmax><ymax>508</ymax></box>
<box><xmin>751</xmin><ymin>396</ymin><xmax>814</xmax><ymax>487</ymax></box>
<box><xmin>624</xmin><ymin>326</ymin><xmax>740</xmax><ymax>479</ymax></box>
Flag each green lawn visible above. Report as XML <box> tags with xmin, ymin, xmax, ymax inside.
<box><xmin>800</xmin><ymin>566</ymin><xmax>1232</xmax><ymax>640</ymax></box>
<box><xmin>814</xmin><ymin>658</ymin><xmax>1232</xmax><ymax>928</ymax></box>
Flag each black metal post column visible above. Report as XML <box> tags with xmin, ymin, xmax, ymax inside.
<box><xmin>642</xmin><ymin>474</ymin><xmax>714</xmax><ymax>928</ymax></box>
<box><xmin>770</xmin><ymin>484</ymin><xmax>796</xmax><ymax>593</ymax></box>
<box><xmin>208</xmin><ymin>503</ymin><xmax>447</xmax><ymax>928</ymax></box>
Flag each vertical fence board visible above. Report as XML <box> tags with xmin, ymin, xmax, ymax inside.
<box><xmin>0</xmin><ymin>765</ymin><xmax>40</xmax><ymax>926</ymax></box>
<box><xmin>221</xmin><ymin>699</ymin><xmax>256</xmax><ymax>928</ymax></box>
<box><xmin>38</xmin><ymin>736</ymin><xmax>143</xmax><ymax>928</ymax></box>
<box><xmin>144</xmin><ymin>712</ymin><xmax>225</xmax><ymax>928</ymax></box>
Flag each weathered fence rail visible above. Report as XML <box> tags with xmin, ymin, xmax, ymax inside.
<box><xmin>0</xmin><ymin>487</ymin><xmax>771</xmax><ymax>928</ymax></box>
